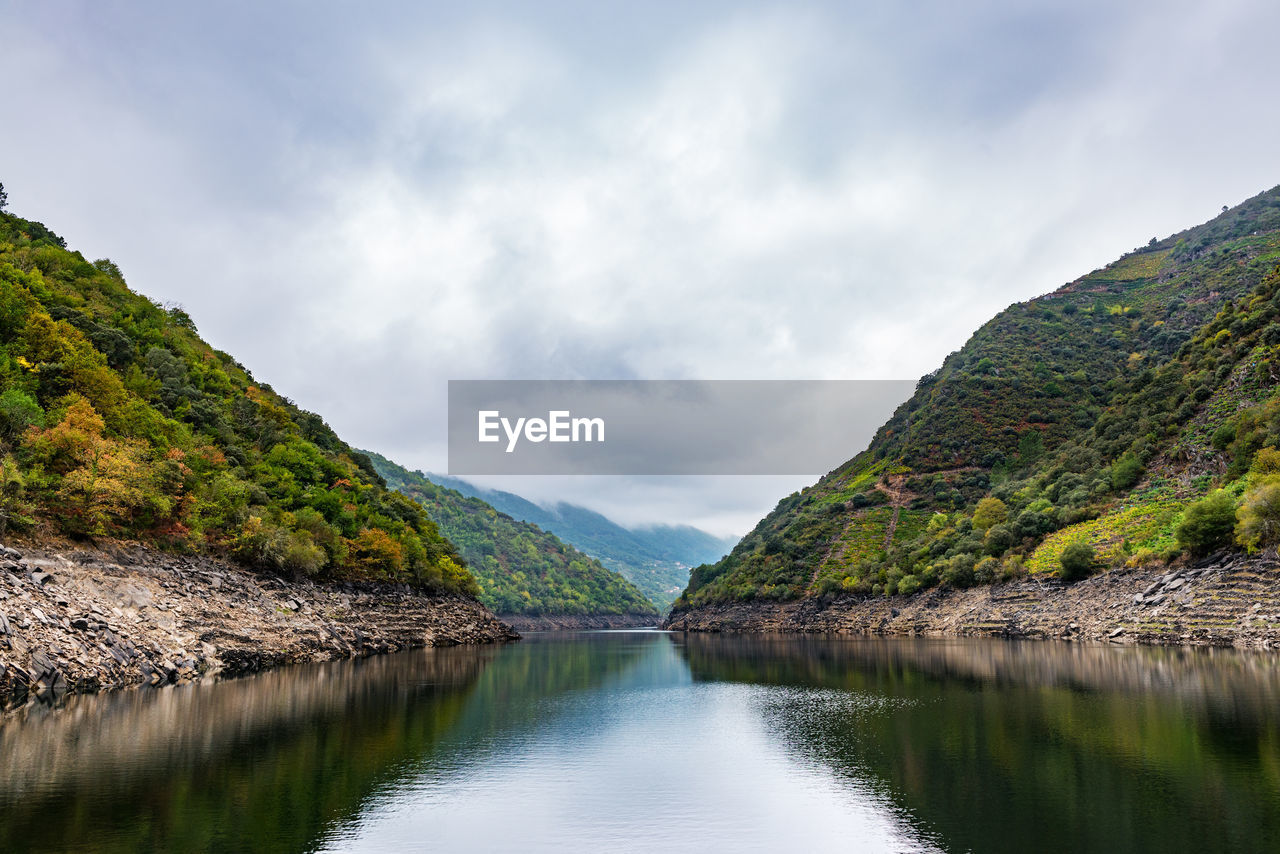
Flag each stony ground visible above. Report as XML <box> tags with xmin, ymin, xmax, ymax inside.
<box><xmin>0</xmin><ymin>542</ymin><xmax>517</xmax><ymax>707</ymax></box>
<box><xmin>665</xmin><ymin>551</ymin><xmax>1280</xmax><ymax>648</ymax></box>
<box><xmin>500</xmin><ymin>613</ymin><xmax>659</xmax><ymax>631</ymax></box>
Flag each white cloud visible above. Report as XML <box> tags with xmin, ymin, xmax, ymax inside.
<box><xmin>2</xmin><ymin>1</ymin><xmax>1279</xmax><ymax>534</ymax></box>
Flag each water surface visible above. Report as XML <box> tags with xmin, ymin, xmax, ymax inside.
<box><xmin>1</xmin><ymin>632</ymin><xmax>1277</xmax><ymax>852</ymax></box>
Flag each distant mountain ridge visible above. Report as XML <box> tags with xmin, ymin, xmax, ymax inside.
<box><xmin>364</xmin><ymin>453</ymin><xmax>657</xmax><ymax>621</ymax></box>
<box><xmin>427</xmin><ymin>474</ymin><xmax>737</xmax><ymax>610</ymax></box>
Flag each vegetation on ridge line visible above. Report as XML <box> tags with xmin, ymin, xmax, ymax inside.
<box><xmin>677</xmin><ymin>185</ymin><xmax>1280</xmax><ymax>608</ymax></box>
<box><xmin>426</xmin><ymin>472</ymin><xmax>736</xmax><ymax>611</ymax></box>
<box><xmin>0</xmin><ymin>196</ymin><xmax>475</xmax><ymax>595</ymax></box>
<box><xmin>366</xmin><ymin>452</ymin><xmax>658</xmax><ymax>618</ymax></box>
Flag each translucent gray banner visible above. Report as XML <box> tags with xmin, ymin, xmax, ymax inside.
<box><xmin>447</xmin><ymin>380</ymin><xmax>914</xmax><ymax>475</ymax></box>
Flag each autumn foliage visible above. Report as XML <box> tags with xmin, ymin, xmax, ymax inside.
<box><xmin>0</xmin><ymin>207</ymin><xmax>475</xmax><ymax>595</ymax></box>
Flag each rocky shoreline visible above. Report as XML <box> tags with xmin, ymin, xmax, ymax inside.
<box><xmin>664</xmin><ymin>552</ymin><xmax>1280</xmax><ymax>648</ymax></box>
<box><xmin>0</xmin><ymin>542</ymin><xmax>518</xmax><ymax>708</ymax></box>
<box><xmin>499</xmin><ymin>613</ymin><xmax>660</xmax><ymax>632</ymax></box>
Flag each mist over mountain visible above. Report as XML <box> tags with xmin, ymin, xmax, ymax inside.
<box><xmin>429</xmin><ymin>474</ymin><xmax>737</xmax><ymax>609</ymax></box>
<box><xmin>365</xmin><ymin>454</ymin><xmax>657</xmax><ymax>620</ymax></box>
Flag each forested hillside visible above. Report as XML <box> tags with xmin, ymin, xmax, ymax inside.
<box><xmin>429</xmin><ymin>473</ymin><xmax>736</xmax><ymax>609</ymax></box>
<box><xmin>0</xmin><ymin>194</ymin><xmax>475</xmax><ymax>594</ymax></box>
<box><xmin>677</xmin><ymin>185</ymin><xmax>1280</xmax><ymax>609</ymax></box>
<box><xmin>367</xmin><ymin>453</ymin><xmax>658</xmax><ymax>619</ymax></box>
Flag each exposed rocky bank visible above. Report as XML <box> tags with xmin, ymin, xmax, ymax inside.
<box><xmin>0</xmin><ymin>542</ymin><xmax>517</xmax><ymax>708</ymax></box>
<box><xmin>665</xmin><ymin>552</ymin><xmax>1280</xmax><ymax>648</ymax></box>
<box><xmin>499</xmin><ymin>613</ymin><xmax>659</xmax><ymax>632</ymax></box>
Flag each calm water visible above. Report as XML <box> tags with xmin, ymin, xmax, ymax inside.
<box><xmin>2</xmin><ymin>631</ymin><xmax>1279</xmax><ymax>853</ymax></box>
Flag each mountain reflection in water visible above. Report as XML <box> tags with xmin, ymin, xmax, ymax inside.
<box><xmin>1</xmin><ymin>632</ymin><xmax>1277</xmax><ymax>853</ymax></box>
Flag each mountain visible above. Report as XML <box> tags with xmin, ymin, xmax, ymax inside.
<box><xmin>674</xmin><ymin>185</ymin><xmax>1280</xmax><ymax>614</ymax></box>
<box><xmin>366</xmin><ymin>454</ymin><xmax>658</xmax><ymax>621</ymax></box>
<box><xmin>0</xmin><ymin>201</ymin><xmax>474</xmax><ymax>595</ymax></box>
<box><xmin>428</xmin><ymin>473</ymin><xmax>737</xmax><ymax>609</ymax></box>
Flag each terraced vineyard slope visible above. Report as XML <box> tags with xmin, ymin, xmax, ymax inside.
<box><xmin>673</xmin><ymin>185</ymin><xmax>1280</xmax><ymax>619</ymax></box>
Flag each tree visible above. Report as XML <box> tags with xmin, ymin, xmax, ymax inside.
<box><xmin>24</xmin><ymin>396</ymin><xmax>171</xmax><ymax>535</ymax></box>
<box><xmin>1059</xmin><ymin>540</ymin><xmax>1096</xmax><ymax>581</ymax></box>
<box><xmin>1017</xmin><ymin>430</ymin><xmax>1044</xmax><ymax>468</ymax></box>
<box><xmin>1175</xmin><ymin>489</ymin><xmax>1237</xmax><ymax>556</ymax></box>
<box><xmin>0</xmin><ymin>388</ymin><xmax>45</xmax><ymax>446</ymax></box>
<box><xmin>1236</xmin><ymin>480</ymin><xmax>1280</xmax><ymax>551</ymax></box>
<box><xmin>972</xmin><ymin>497</ymin><xmax>1008</xmax><ymax>531</ymax></box>
<box><xmin>984</xmin><ymin>523</ymin><xmax>1015</xmax><ymax>556</ymax></box>
<box><xmin>0</xmin><ymin>181</ymin><xmax>7</xmax><ymax>211</ymax></box>
<box><xmin>0</xmin><ymin>455</ymin><xmax>27</xmax><ymax>536</ymax></box>
<box><xmin>1110</xmin><ymin>453</ymin><xmax>1144</xmax><ymax>491</ymax></box>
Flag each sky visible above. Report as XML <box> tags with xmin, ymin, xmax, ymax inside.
<box><xmin>2</xmin><ymin>0</ymin><xmax>1280</xmax><ymax>536</ymax></box>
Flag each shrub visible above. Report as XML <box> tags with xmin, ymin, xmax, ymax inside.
<box><xmin>1110</xmin><ymin>453</ymin><xmax>1144</xmax><ymax>491</ymax></box>
<box><xmin>984</xmin><ymin>523</ymin><xmax>1015</xmax><ymax>556</ymax></box>
<box><xmin>1251</xmin><ymin>447</ymin><xmax>1280</xmax><ymax>476</ymax></box>
<box><xmin>232</xmin><ymin>516</ymin><xmax>290</xmax><ymax>568</ymax></box>
<box><xmin>0</xmin><ymin>455</ymin><xmax>30</xmax><ymax>535</ymax></box>
<box><xmin>1125</xmin><ymin>547</ymin><xmax>1161</xmax><ymax>568</ymax></box>
<box><xmin>972</xmin><ymin>497</ymin><xmax>1008</xmax><ymax>531</ymax></box>
<box><xmin>1211</xmin><ymin>422</ymin><xmax>1237</xmax><ymax>451</ymax></box>
<box><xmin>1059</xmin><ymin>540</ymin><xmax>1096</xmax><ymax>581</ymax></box>
<box><xmin>1175</xmin><ymin>489</ymin><xmax>1237</xmax><ymax>556</ymax></box>
<box><xmin>941</xmin><ymin>553</ymin><xmax>977</xmax><ymax>588</ymax></box>
<box><xmin>281</xmin><ymin>532</ymin><xmax>326</xmax><ymax>576</ymax></box>
<box><xmin>1236</xmin><ymin>479</ymin><xmax>1280</xmax><ymax>551</ymax></box>
<box><xmin>974</xmin><ymin>556</ymin><xmax>999</xmax><ymax>584</ymax></box>
<box><xmin>351</xmin><ymin>528</ymin><xmax>405</xmax><ymax>578</ymax></box>
<box><xmin>1013</xmin><ymin>505</ymin><xmax>1056</xmax><ymax>538</ymax></box>
<box><xmin>1000</xmin><ymin>554</ymin><xmax>1028</xmax><ymax>581</ymax></box>
<box><xmin>0</xmin><ymin>388</ymin><xmax>44</xmax><ymax>444</ymax></box>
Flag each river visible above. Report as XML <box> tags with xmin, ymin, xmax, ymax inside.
<box><xmin>1</xmin><ymin>631</ymin><xmax>1278</xmax><ymax>852</ymax></box>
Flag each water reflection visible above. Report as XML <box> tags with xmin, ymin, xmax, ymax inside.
<box><xmin>676</xmin><ymin>635</ymin><xmax>1280</xmax><ymax>854</ymax></box>
<box><xmin>317</xmin><ymin>631</ymin><xmax>940</xmax><ymax>854</ymax></box>
<box><xmin>2</xmin><ymin>632</ymin><xmax>1277</xmax><ymax>853</ymax></box>
<box><xmin>0</xmin><ymin>632</ymin><xmax>666</xmax><ymax>853</ymax></box>
<box><xmin>0</xmin><ymin>647</ymin><xmax>500</xmax><ymax>852</ymax></box>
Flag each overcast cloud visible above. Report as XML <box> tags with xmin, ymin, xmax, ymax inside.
<box><xmin>3</xmin><ymin>1</ymin><xmax>1279</xmax><ymax>535</ymax></box>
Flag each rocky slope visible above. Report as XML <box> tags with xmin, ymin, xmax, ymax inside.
<box><xmin>675</xmin><ymin>185</ymin><xmax>1280</xmax><ymax>629</ymax></box>
<box><xmin>666</xmin><ymin>551</ymin><xmax>1280</xmax><ymax>648</ymax></box>
<box><xmin>0</xmin><ymin>542</ymin><xmax>517</xmax><ymax>708</ymax></box>
<box><xmin>500</xmin><ymin>613</ymin><xmax>658</xmax><ymax>632</ymax></box>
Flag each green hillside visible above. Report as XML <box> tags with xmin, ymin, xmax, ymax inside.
<box><xmin>676</xmin><ymin>185</ymin><xmax>1280</xmax><ymax>610</ymax></box>
<box><xmin>428</xmin><ymin>473</ymin><xmax>736</xmax><ymax>610</ymax></box>
<box><xmin>366</xmin><ymin>453</ymin><xmax>658</xmax><ymax>619</ymax></box>
<box><xmin>0</xmin><ymin>193</ymin><xmax>474</xmax><ymax>595</ymax></box>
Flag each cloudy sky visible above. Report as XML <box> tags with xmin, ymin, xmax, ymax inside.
<box><xmin>3</xmin><ymin>0</ymin><xmax>1279</xmax><ymax>536</ymax></box>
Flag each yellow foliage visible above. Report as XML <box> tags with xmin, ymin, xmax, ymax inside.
<box><xmin>24</xmin><ymin>395</ymin><xmax>172</xmax><ymax>535</ymax></box>
<box><xmin>972</xmin><ymin>497</ymin><xmax>1008</xmax><ymax>531</ymax></box>
<box><xmin>24</xmin><ymin>395</ymin><xmax>107</xmax><ymax>474</ymax></box>
<box><xmin>1251</xmin><ymin>447</ymin><xmax>1280</xmax><ymax>476</ymax></box>
<box><xmin>350</xmin><ymin>527</ymin><xmax>405</xmax><ymax>578</ymax></box>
